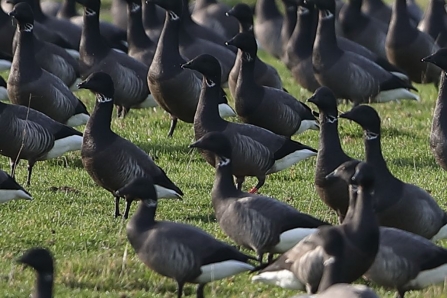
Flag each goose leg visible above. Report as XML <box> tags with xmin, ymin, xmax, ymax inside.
<box><xmin>267</xmin><ymin>253</ymin><xmax>274</xmax><ymax>264</ymax></box>
<box><xmin>121</xmin><ymin>107</ymin><xmax>130</xmax><ymax>118</ymax></box>
<box><xmin>257</xmin><ymin>253</ymin><xmax>264</xmax><ymax>265</ymax></box>
<box><xmin>168</xmin><ymin>116</ymin><xmax>178</xmax><ymax>138</ymax></box>
<box><xmin>397</xmin><ymin>289</ymin><xmax>406</xmax><ymax>298</ymax></box>
<box><xmin>249</xmin><ymin>176</ymin><xmax>266</xmax><ymax>194</ymax></box>
<box><xmin>9</xmin><ymin>158</ymin><xmax>18</xmax><ymax>178</ymax></box>
<box><xmin>114</xmin><ymin>196</ymin><xmax>121</xmax><ymax>218</ymax></box>
<box><xmin>123</xmin><ymin>197</ymin><xmax>132</xmax><ymax>219</ymax></box>
<box><xmin>235</xmin><ymin>176</ymin><xmax>245</xmax><ymax>190</ymax></box>
<box><xmin>196</xmin><ymin>283</ymin><xmax>206</xmax><ymax>298</ymax></box>
<box><xmin>116</xmin><ymin>105</ymin><xmax>123</xmax><ymax>118</ymax></box>
<box><xmin>26</xmin><ymin>161</ymin><xmax>35</xmax><ymax>186</ymax></box>
<box><xmin>177</xmin><ymin>281</ymin><xmax>184</xmax><ymax>298</ymax></box>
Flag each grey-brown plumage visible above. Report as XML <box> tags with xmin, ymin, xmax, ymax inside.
<box><xmin>122</xmin><ymin>177</ymin><xmax>255</xmax><ymax>298</ymax></box>
<box><xmin>184</xmin><ymin>54</ymin><xmax>317</xmax><ymax>193</ymax></box>
<box><xmin>8</xmin><ymin>3</ymin><xmax>89</xmax><ymax>127</ymax></box>
<box><xmin>423</xmin><ymin>49</ymin><xmax>447</xmax><ymax>171</ymax></box>
<box><xmin>386</xmin><ymin>0</ymin><xmax>441</xmax><ymax>86</ymax></box>
<box><xmin>226</xmin><ymin>3</ymin><xmax>283</xmax><ymax>97</ymax></box>
<box><xmin>254</xmin><ymin>0</ymin><xmax>283</xmax><ymax>59</ymax></box>
<box><xmin>418</xmin><ymin>0</ymin><xmax>447</xmax><ymax>48</ymax></box>
<box><xmin>79</xmin><ymin>72</ymin><xmax>183</xmax><ymax>219</ymax></box>
<box><xmin>190</xmin><ymin>131</ymin><xmax>329</xmax><ymax>264</ymax></box>
<box><xmin>228</xmin><ymin>32</ymin><xmax>319</xmax><ymax>137</ymax></box>
<box><xmin>340</xmin><ymin>105</ymin><xmax>447</xmax><ymax>240</ymax></box>
<box><xmin>142</xmin><ymin>0</ymin><xmax>165</xmax><ymax>42</ymax></box>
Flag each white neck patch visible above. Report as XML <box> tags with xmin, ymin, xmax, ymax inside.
<box><xmin>206</xmin><ymin>78</ymin><xmax>215</xmax><ymax>87</ymax></box>
<box><xmin>325</xmin><ymin>115</ymin><xmax>337</xmax><ymax>123</ymax></box>
<box><xmin>218</xmin><ymin>156</ymin><xmax>231</xmax><ymax>167</ymax></box>
<box><xmin>97</xmin><ymin>94</ymin><xmax>113</xmax><ymax>103</ymax></box>
<box><xmin>131</xmin><ymin>3</ymin><xmax>140</xmax><ymax>12</ymax></box>
<box><xmin>323</xmin><ymin>10</ymin><xmax>334</xmax><ymax>19</ymax></box>
<box><xmin>86</xmin><ymin>8</ymin><xmax>96</xmax><ymax>16</ymax></box>
<box><xmin>243</xmin><ymin>52</ymin><xmax>253</xmax><ymax>62</ymax></box>
<box><xmin>144</xmin><ymin>199</ymin><xmax>157</xmax><ymax>208</ymax></box>
<box><xmin>169</xmin><ymin>11</ymin><xmax>179</xmax><ymax>20</ymax></box>
<box><xmin>21</xmin><ymin>23</ymin><xmax>33</xmax><ymax>32</ymax></box>
<box><xmin>365</xmin><ymin>131</ymin><xmax>379</xmax><ymax>140</ymax></box>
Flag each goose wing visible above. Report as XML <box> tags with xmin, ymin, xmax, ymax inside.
<box><xmin>15</xmin><ymin>118</ymin><xmax>55</xmax><ymax>160</ymax></box>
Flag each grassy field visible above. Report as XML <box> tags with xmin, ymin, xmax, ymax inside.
<box><xmin>1</xmin><ymin>1</ymin><xmax>447</xmax><ymax>297</ymax></box>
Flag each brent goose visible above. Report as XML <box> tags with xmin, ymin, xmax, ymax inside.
<box><xmin>8</xmin><ymin>3</ymin><xmax>89</xmax><ymax>127</ymax></box>
<box><xmin>422</xmin><ymin>49</ymin><xmax>447</xmax><ymax>171</ymax></box>
<box><xmin>148</xmin><ymin>0</ymin><xmax>235</xmax><ymax>137</ymax></box>
<box><xmin>254</xmin><ymin>0</ymin><xmax>283</xmax><ymax>58</ymax></box>
<box><xmin>310</xmin><ymin>0</ymin><xmax>418</xmax><ymax>105</ymax></box>
<box><xmin>386</xmin><ymin>0</ymin><xmax>441</xmax><ymax>86</ymax></box>
<box><xmin>0</xmin><ymin>169</ymin><xmax>32</xmax><ymax>203</ymax></box>
<box><xmin>280</xmin><ymin>0</ymin><xmax>298</xmax><ymax>55</ymax></box>
<box><xmin>122</xmin><ymin>177</ymin><xmax>255</xmax><ymax>298</ymax></box>
<box><xmin>77</xmin><ymin>0</ymin><xmax>156</xmax><ymax>117</ymax></box>
<box><xmin>340</xmin><ymin>105</ymin><xmax>447</xmax><ymax>240</ymax></box>
<box><xmin>226</xmin><ymin>3</ymin><xmax>284</xmax><ymax>96</ymax></box>
<box><xmin>338</xmin><ymin>0</ymin><xmax>389</xmax><ymax>60</ymax></box>
<box><xmin>111</xmin><ymin>0</ymin><xmax>127</xmax><ymax>30</ymax></box>
<box><xmin>17</xmin><ymin>248</ymin><xmax>54</xmax><ymax>298</ymax></box>
<box><xmin>142</xmin><ymin>0</ymin><xmax>165</xmax><ymax>42</ymax></box>
<box><xmin>190</xmin><ymin>131</ymin><xmax>329</xmax><ymax>264</ymax></box>
<box><xmin>183</xmin><ymin>54</ymin><xmax>317</xmax><ymax>193</ymax></box>
<box><xmin>227</xmin><ymin>32</ymin><xmax>319</xmax><ymax>137</ymax></box>
<box><xmin>308</xmin><ymin>87</ymin><xmax>357</xmax><ymax>223</ymax></box>
<box><xmin>418</xmin><ymin>0</ymin><xmax>447</xmax><ymax>48</ymax></box>
<box><xmin>191</xmin><ymin>0</ymin><xmax>239</xmax><ymax>40</ymax></box>
<box><xmin>0</xmin><ymin>100</ymin><xmax>83</xmax><ymax>185</ymax></box>
<box><xmin>252</xmin><ymin>161</ymin><xmax>380</xmax><ymax>293</ymax></box>
<box><xmin>78</xmin><ymin>72</ymin><xmax>183</xmax><ymax>219</ymax></box>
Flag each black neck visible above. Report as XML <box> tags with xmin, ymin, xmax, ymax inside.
<box><xmin>281</xmin><ymin>4</ymin><xmax>297</xmax><ymax>45</ymax></box>
<box><xmin>317</xmin><ymin>257</ymin><xmax>346</xmax><ymax>292</ymax></box>
<box><xmin>85</xmin><ymin>94</ymin><xmax>114</xmax><ymax>137</ymax></box>
<box><xmin>289</xmin><ymin>7</ymin><xmax>316</xmax><ymax>58</ymax></box>
<box><xmin>348</xmin><ymin>0</ymin><xmax>363</xmax><ymax>13</ymax></box>
<box><xmin>392</xmin><ymin>0</ymin><xmax>412</xmax><ymax>27</ymax></box>
<box><xmin>194</xmin><ymin>77</ymin><xmax>226</xmax><ymax>129</ymax></box>
<box><xmin>80</xmin><ymin>8</ymin><xmax>109</xmax><ymax>58</ymax></box>
<box><xmin>256</xmin><ymin>0</ymin><xmax>282</xmax><ymax>21</ymax></box>
<box><xmin>212</xmin><ymin>157</ymin><xmax>240</xmax><ymax>198</ymax></box>
<box><xmin>363</xmin><ymin>0</ymin><xmax>387</xmax><ymax>9</ymax></box>
<box><xmin>364</xmin><ymin>133</ymin><xmax>390</xmax><ymax>171</ymax></box>
<box><xmin>142</xmin><ymin>1</ymin><xmax>161</xmax><ymax>29</ymax></box>
<box><xmin>153</xmin><ymin>11</ymin><xmax>184</xmax><ymax>66</ymax></box>
<box><xmin>32</xmin><ymin>0</ymin><xmax>46</xmax><ymax>21</ymax></box>
<box><xmin>12</xmin><ymin>22</ymin><xmax>41</xmax><ymax>80</ymax></box>
<box><xmin>127</xmin><ymin>2</ymin><xmax>154</xmax><ymax>50</ymax></box>
<box><xmin>314</xmin><ymin>12</ymin><xmax>343</xmax><ymax>57</ymax></box>
<box><xmin>318</xmin><ymin>112</ymin><xmax>345</xmax><ymax>154</ymax></box>
<box><xmin>0</xmin><ymin>6</ymin><xmax>9</xmax><ymax>26</ymax></box>
<box><xmin>237</xmin><ymin>19</ymin><xmax>254</xmax><ymax>33</ymax></box>
<box><xmin>423</xmin><ymin>0</ymin><xmax>445</xmax><ymax>31</ymax></box>
<box><xmin>348</xmin><ymin>185</ymin><xmax>377</xmax><ymax>235</ymax></box>
<box><xmin>237</xmin><ymin>51</ymin><xmax>259</xmax><ymax>89</ymax></box>
<box><xmin>58</xmin><ymin>0</ymin><xmax>78</xmax><ymax>18</ymax></box>
<box><xmin>195</xmin><ymin>0</ymin><xmax>216</xmax><ymax>10</ymax></box>
<box><xmin>34</xmin><ymin>272</ymin><xmax>53</xmax><ymax>298</ymax></box>
<box><xmin>132</xmin><ymin>201</ymin><xmax>157</xmax><ymax>228</ymax></box>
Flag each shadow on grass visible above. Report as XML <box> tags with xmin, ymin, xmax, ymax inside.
<box><xmin>183</xmin><ymin>212</ymin><xmax>217</xmax><ymax>223</ymax></box>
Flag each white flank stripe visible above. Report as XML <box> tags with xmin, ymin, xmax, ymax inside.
<box><xmin>268</xmin><ymin>149</ymin><xmax>317</xmax><ymax>174</ymax></box>
<box><xmin>295</xmin><ymin>119</ymin><xmax>320</xmax><ymax>135</ymax></box>
<box><xmin>432</xmin><ymin>224</ymin><xmax>447</xmax><ymax>242</ymax></box>
<box><xmin>375</xmin><ymin>89</ymin><xmax>420</xmax><ymax>103</ymax></box>
<box><xmin>0</xmin><ymin>189</ymin><xmax>32</xmax><ymax>203</ymax></box>
<box><xmin>218</xmin><ymin>103</ymin><xmax>236</xmax><ymax>118</ymax></box>
<box><xmin>70</xmin><ymin>78</ymin><xmax>83</xmax><ymax>91</ymax></box>
<box><xmin>252</xmin><ymin>270</ymin><xmax>305</xmax><ymax>290</ymax></box>
<box><xmin>45</xmin><ymin>135</ymin><xmax>82</xmax><ymax>159</ymax></box>
<box><xmin>273</xmin><ymin>228</ymin><xmax>319</xmax><ymax>253</ymax></box>
<box><xmin>66</xmin><ymin>113</ymin><xmax>90</xmax><ymax>127</ymax></box>
<box><xmin>155</xmin><ymin>185</ymin><xmax>182</xmax><ymax>199</ymax></box>
<box><xmin>390</xmin><ymin>72</ymin><xmax>410</xmax><ymax>82</ymax></box>
<box><xmin>134</xmin><ymin>94</ymin><xmax>158</xmax><ymax>108</ymax></box>
<box><xmin>65</xmin><ymin>49</ymin><xmax>80</xmax><ymax>60</ymax></box>
<box><xmin>194</xmin><ymin>260</ymin><xmax>254</xmax><ymax>283</ymax></box>
<box><xmin>406</xmin><ymin>263</ymin><xmax>447</xmax><ymax>289</ymax></box>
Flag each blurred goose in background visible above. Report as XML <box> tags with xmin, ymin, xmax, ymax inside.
<box><xmin>17</xmin><ymin>248</ymin><xmax>54</xmax><ymax>298</ymax></box>
<box><xmin>0</xmin><ymin>170</ymin><xmax>32</xmax><ymax>202</ymax></box>
<box><xmin>142</xmin><ymin>0</ymin><xmax>165</xmax><ymax>42</ymax></box>
<box><xmin>252</xmin><ymin>161</ymin><xmax>380</xmax><ymax>293</ymax></box>
<box><xmin>423</xmin><ymin>49</ymin><xmax>447</xmax><ymax>171</ymax></box>
<box><xmin>340</xmin><ymin>105</ymin><xmax>447</xmax><ymax>241</ymax></box>
<box><xmin>281</xmin><ymin>0</ymin><xmax>298</xmax><ymax>54</ymax></box>
<box><xmin>361</xmin><ymin>0</ymin><xmax>421</xmax><ymax>26</ymax></box>
<box><xmin>8</xmin><ymin>3</ymin><xmax>89</xmax><ymax>127</ymax></box>
<box><xmin>40</xmin><ymin>0</ymin><xmax>60</xmax><ymax>16</ymax></box>
<box><xmin>308</xmin><ymin>87</ymin><xmax>358</xmax><ymax>223</ymax></box>
<box><xmin>254</xmin><ymin>0</ymin><xmax>283</xmax><ymax>59</ymax></box>
<box><xmin>227</xmin><ymin>32</ymin><xmax>319</xmax><ymax>137</ymax></box>
<box><xmin>310</xmin><ymin>0</ymin><xmax>418</xmax><ymax>105</ymax></box>
<box><xmin>122</xmin><ymin>177</ymin><xmax>255</xmax><ymax>298</ymax></box>
<box><xmin>386</xmin><ymin>0</ymin><xmax>441</xmax><ymax>86</ymax></box>
<box><xmin>111</xmin><ymin>0</ymin><xmax>127</xmax><ymax>30</ymax></box>
<box><xmin>418</xmin><ymin>0</ymin><xmax>447</xmax><ymax>48</ymax></box>
<box><xmin>77</xmin><ymin>0</ymin><xmax>156</xmax><ymax>118</ymax></box>
<box><xmin>79</xmin><ymin>72</ymin><xmax>183</xmax><ymax>219</ymax></box>
<box><xmin>190</xmin><ymin>131</ymin><xmax>329</xmax><ymax>264</ymax></box>
<box><xmin>226</xmin><ymin>3</ymin><xmax>283</xmax><ymax>97</ymax></box>
<box><xmin>191</xmin><ymin>0</ymin><xmax>239</xmax><ymax>40</ymax></box>
<box><xmin>183</xmin><ymin>54</ymin><xmax>317</xmax><ymax>193</ymax></box>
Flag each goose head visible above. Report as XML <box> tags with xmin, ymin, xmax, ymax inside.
<box><xmin>226</xmin><ymin>32</ymin><xmax>257</xmax><ymax>61</ymax></box>
<box><xmin>76</xmin><ymin>0</ymin><xmax>101</xmax><ymax>15</ymax></box>
<box><xmin>226</xmin><ymin>3</ymin><xmax>253</xmax><ymax>29</ymax></box>
<box><xmin>182</xmin><ymin>54</ymin><xmax>222</xmax><ymax>87</ymax></box>
<box><xmin>189</xmin><ymin>131</ymin><xmax>233</xmax><ymax>166</ymax></box>
<box><xmin>17</xmin><ymin>247</ymin><xmax>54</xmax><ymax>276</ymax></box>
<box><xmin>147</xmin><ymin>0</ymin><xmax>182</xmax><ymax>20</ymax></box>
<box><xmin>115</xmin><ymin>177</ymin><xmax>159</xmax><ymax>206</ymax></box>
<box><xmin>307</xmin><ymin>87</ymin><xmax>338</xmax><ymax>120</ymax></box>
<box><xmin>351</xmin><ymin>162</ymin><xmax>375</xmax><ymax>190</ymax></box>
<box><xmin>307</xmin><ymin>0</ymin><xmax>336</xmax><ymax>17</ymax></box>
<box><xmin>339</xmin><ymin>105</ymin><xmax>381</xmax><ymax>140</ymax></box>
<box><xmin>125</xmin><ymin>0</ymin><xmax>142</xmax><ymax>10</ymax></box>
<box><xmin>9</xmin><ymin>2</ymin><xmax>35</xmax><ymax>31</ymax></box>
<box><xmin>422</xmin><ymin>48</ymin><xmax>447</xmax><ymax>72</ymax></box>
<box><xmin>325</xmin><ymin>160</ymin><xmax>361</xmax><ymax>183</ymax></box>
<box><xmin>78</xmin><ymin>72</ymin><xmax>115</xmax><ymax>103</ymax></box>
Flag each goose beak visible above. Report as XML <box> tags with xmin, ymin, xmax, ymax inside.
<box><xmin>325</xmin><ymin>170</ymin><xmax>338</xmax><ymax>181</ymax></box>
<box><xmin>225</xmin><ymin>37</ymin><xmax>236</xmax><ymax>47</ymax></box>
<box><xmin>421</xmin><ymin>54</ymin><xmax>435</xmax><ymax>64</ymax></box>
<box><xmin>7</xmin><ymin>9</ymin><xmax>17</xmax><ymax>17</ymax></box>
<box><xmin>77</xmin><ymin>80</ymin><xmax>88</xmax><ymax>90</ymax></box>
<box><xmin>338</xmin><ymin>111</ymin><xmax>352</xmax><ymax>120</ymax></box>
<box><xmin>181</xmin><ymin>61</ymin><xmax>193</xmax><ymax>70</ymax></box>
<box><xmin>189</xmin><ymin>139</ymin><xmax>203</xmax><ymax>149</ymax></box>
<box><xmin>307</xmin><ymin>94</ymin><xmax>317</xmax><ymax>104</ymax></box>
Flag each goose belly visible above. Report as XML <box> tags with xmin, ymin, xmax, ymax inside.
<box><xmin>251</xmin><ymin>270</ymin><xmax>304</xmax><ymax>290</ymax></box>
<box><xmin>268</xmin><ymin>149</ymin><xmax>317</xmax><ymax>174</ymax></box>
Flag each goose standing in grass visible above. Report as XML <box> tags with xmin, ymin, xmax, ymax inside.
<box><xmin>0</xmin><ymin>170</ymin><xmax>32</xmax><ymax>203</ymax></box>
<box><xmin>0</xmin><ymin>100</ymin><xmax>83</xmax><ymax>185</ymax></box>
<box><xmin>77</xmin><ymin>0</ymin><xmax>156</xmax><ymax>118</ymax></box>
<box><xmin>339</xmin><ymin>105</ymin><xmax>447</xmax><ymax>240</ymax></box>
<box><xmin>78</xmin><ymin>72</ymin><xmax>183</xmax><ymax>219</ymax></box>
<box><xmin>254</xmin><ymin>0</ymin><xmax>283</xmax><ymax>59</ymax></box>
<box><xmin>385</xmin><ymin>0</ymin><xmax>441</xmax><ymax>86</ymax></box>
<box><xmin>183</xmin><ymin>54</ymin><xmax>317</xmax><ymax>193</ymax></box>
<box><xmin>148</xmin><ymin>0</ymin><xmax>235</xmax><ymax>137</ymax></box>
<box><xmin>309</xmin><ymin>0</ymin><xmax>419</xmax><ymax>105</ymax></box>
<box><xmin>190</xmin><ymin>131</ymin><xmax>329</xmax><ymax>264</ymax></box>
<box><xmin>7</xmin><ymin>3</ymin><xmax>89</xmax><ymax>127</ymax></box>
<box><xmin>418</xmin><ymin>0</ymin><xmax>447</xmax><ymax>48</ymax></box>
<box><xmin>308</xmin><ymin>87</ymin><xmax>358</xmax><ymax>223</ymax></box>
<box><xmin>120</xmin><ymin>177</ymin><xmax>255</xmax><ymax>298</ymax></box>
<box><xmin>422</xmin><ymin>49</ymin><xmax>447</xmax><ymax>171</ymax></box>
<box><xmin>226</xmin><ymin>3</ymin><xmax>284</xmax><ymax>96</ymax></box>
<box><xmin>17</xmin><ymin>248</ymin><xmax>54</xmax><ymax>298</ymax></box>
<box><xmin>252</xmin><ymin>161</ymin><xmax>380</xmax><ymax>293</ymax></box>
<box><xmin>227</xmin><ymin>32</ymin><xmax>319</xmax><ymax>137</ymax></box>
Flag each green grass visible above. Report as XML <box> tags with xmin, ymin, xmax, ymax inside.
<box><xmin>2</xmin><ymin>1</ymin><xmax>447</xmax><ymax>297</ymax></box>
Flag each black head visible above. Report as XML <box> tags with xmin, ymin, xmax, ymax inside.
<box><xmin>17</xmin><ymin>248</ymin><xmax>54</xmax><ymax>274</ymax></box>
<box><xmin>78</xmin><ymin>72</ymin><xmax>115</xmax><ymax>101</ymax></box>
<box><xmin>147</xmin><ymin>0</ymin><xmax>182</xmax><ymax>17</ymax></box>
<box><xmin>115</xmin><ymin>177</ymin><xmax>158</xmax><ymax>205</ymax></box>
<box><xmin>76</xmin><ymin>0</ymin><xmax>101</xmax><ymax>13</ymax></box>
<box><xmin>422</xmin><ymin>48</ymin><xmax>447</xmax><ymax>71</ymax></box>
<box><xmin>226</xmin><ymin>3</ymin><xmax>253</xmax><ymax>26</ymax></box>
<box><xmin>306</xmin><ymin>0</ymin><xmax>336</xmax><ymax>14</ymax></box>
<box><xmin>9</xmin><ymin>2</ymin><xmax>34</xmax><ymax>28</ymax></box>
<box><xmin>126</xmin><ymin>0</ymin><xmax>141</xmax><ymax>8</ymax></box>
<box><xmin>226</xmin><ymin>32</ymin><xmax>257</xmax><ymax>58</ymax></box>
<box><xmin>181</xmin><ymin>54</ymin><xmax>222</xmax><ymax>87</ymax></box>
<box><xmin>189</xmin><ymin>131</ymin><xmax>233</xmax><ymax>162</ymax></box>
<box><xmin>307</xmin><ymin>87</ymin><xmax>338</xmax><ymax>117</ymax></box>
<box><xmin>325</xmin><ymin>160</ymin><xmax>361</xmax><ymax>184</ymax></box>
<box><xmin>339</xmin><ymin>105</ymin><xmax>381</xmax><ymax>136</ymax></box>
<box><xmin>317</xmin><ymin>227</ymin><xmax>344</xmax><ymax>259</ymax></box>
<box><xmin>351</xmin><ymin>162</ymin><xmax>375</xmax><ymax>189</ymax></box>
